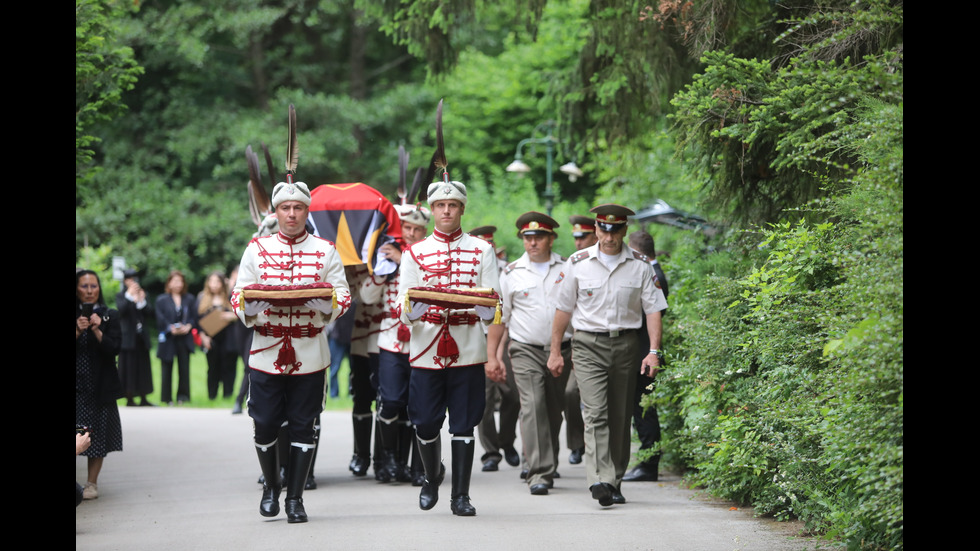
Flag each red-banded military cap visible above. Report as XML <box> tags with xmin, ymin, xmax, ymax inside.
<box><xmin>467</xmin><ymin>225</ymin><xmax>497</xmax><ymax>243</ymax></box>
<box><xmin>515</xmin><ymin>212</ymin><xmax>559</xmax><ymax>237</ymax></box>
<box><xmin>569</xmin><ymin>215</ymin><xmax>596</xmax><ymax>237</ymax></box>
<box><xmin>590</xmin><ymin>204</ymin><xmax>635</xmax><ymax>232</ymax></box>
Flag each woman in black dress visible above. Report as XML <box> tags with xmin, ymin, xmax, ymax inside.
<box><xmin>75</xmin><ymin>269</ymin><xmax>123</xmax><ymax>500</ymax></box>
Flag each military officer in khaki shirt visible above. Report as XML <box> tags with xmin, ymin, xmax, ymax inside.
<box><xmin>499</xmin><ymin>212</ymin><xmax>572</xmax><ymax>495</ymax></box>
<box><xmin>547</xmin><ymin>204</ymin><xmax>667</xmax><ymax>506</ymax></box>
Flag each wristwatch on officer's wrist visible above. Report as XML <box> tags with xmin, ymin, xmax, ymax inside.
<box><xmin>648</xmin><ymin>348</ymin><xmax>663</xmax><ymax>359</ymax></box>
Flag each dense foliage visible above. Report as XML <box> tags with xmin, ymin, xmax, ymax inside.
<box><xmin>655</xmin><ymin>2</ymin><xmax>903</xmax><ymax>548</ymax></box>
<box><xmin>76</xmin><ymin>1</ymin><xmax>902</xmax><ymax>548</ymax></box>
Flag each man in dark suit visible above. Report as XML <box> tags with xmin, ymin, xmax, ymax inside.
<box><xmin>623</xmin><ymin>230</ymin><xmax>669</xmax><ymax>482</ymax></box>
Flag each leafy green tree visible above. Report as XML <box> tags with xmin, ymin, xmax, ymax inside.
<box><xmin>76</xmin><ymin>0</ymin><xmax>144</xmax><ymax>184</ymax></box>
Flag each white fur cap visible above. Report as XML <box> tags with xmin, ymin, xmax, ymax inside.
<box><xmin>394</xmin><ymin>204</ymin><xmax>432</xmax><ymax>227</ymax></box>
<box><xmin>426</xmin><ymin>180</ymin><xmax>467</xmax><ymax>206</ymax></box>
<box><xmin>271</xmin><ymin>181</ymin><xmax>312</xmax><ymax>208</ymax></box>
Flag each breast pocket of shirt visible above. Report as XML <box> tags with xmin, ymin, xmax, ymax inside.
<box><xmin>578</xmin><ymin>279</ymin><xmax>603</xmax><ymax>304</ymax></box>
<box><xmin>616</xmin><ymin>281</ymin><xmax>641</xmax><ymax>311</ymax></box>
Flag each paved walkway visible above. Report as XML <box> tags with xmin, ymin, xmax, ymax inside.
<box><xmin>76</xmin><ymin>407</ymin><xmax>826</xmax><ymax>551</ymax></box>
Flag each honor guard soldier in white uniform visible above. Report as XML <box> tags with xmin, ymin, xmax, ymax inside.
<box><xmin>362</xmin><ymin>203</ymin><xmax>431</xmax><ymax>484</ymax></box>
<box><xmin>469</xmin><ymin>226</ymin><xmax>521</xmax><ymax>473</ymax></box>
<box><xmin>232</xmin><ymin>179</ymin><xmax>352</xmax><ymax>523</ymax></box>
<box><xmin>499</xmin><ymin>212</ymin><xmax>572</xmax><ymax>495</ymax></box>
<box><xmin>548</xmin><ymin>204</ymin><xmax>667</xmax><ymax>507</ymax></box>
<box><xmin>563</xmin><ymin>215</ymin><xmax>596</xmax><ymax>465</ymax></box>
<box><xmin>397</xmin><ymin>179</ymin><xmax>504</xmax><ymax>516</ymax></box>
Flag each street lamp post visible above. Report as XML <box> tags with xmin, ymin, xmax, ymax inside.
<box><xmin>505</xmin><ymin>122</ymin><xmax>582</xmax><ymax>216</ymax></box>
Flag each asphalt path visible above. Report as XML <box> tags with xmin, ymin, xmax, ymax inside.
<box><xmin>76</xmin><ymin>406</ymin><xmax>827</xmax><ymax>551</ymax></box>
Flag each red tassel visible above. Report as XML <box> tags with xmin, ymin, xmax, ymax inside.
<box><xmin>275</xmin><ymin>336</ymin><xmax>297</xmax><ymax>372</ymax></box>
<box><xmin>397</xmin><ymin>324</ymin><xmax>411</xmax><ymax>343</ymax></box>
<box><xmin>437</xmin><ymin>327</ymin><xmax>459</xmax><ymax>358</ymax></box>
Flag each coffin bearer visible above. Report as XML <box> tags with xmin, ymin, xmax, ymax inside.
<box><xmin>499</xmin><ymin>212</ymin><xmax>571</xmax><ymax>495</ymax></box>
<box><xmin>548</xmin><ymin>204</ymin><xmax>667</xmax><ymax>507</ymax></box>
<box><xmin>232</xmin><ymin>178</ymin><xmax>352</xmax><ymax>523</ymax></box>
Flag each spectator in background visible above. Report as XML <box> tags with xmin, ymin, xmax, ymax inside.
<box><xmin>116</xmin><ymin>269</ymin><xmax>155</xmax><ymax>407</ymax></box>
<box><xmin>156</xmin><ymin>270</ymin><xmax>196</xmax><ymax>405</ymax></box>
<box><xmin>76</xmin><ymin>269</ymin><xmax>123</xmax><ymax>500</ymax></box>
<box><xmin>198</xmin><ymin>271</ymin><xmax>240</xmax><ymax>400</ymax></box>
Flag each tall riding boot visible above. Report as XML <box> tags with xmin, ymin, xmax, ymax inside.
<box><xmin>416</xmin><ymin>434</ymin><xmax>445</xmax><ymax>510</ymax></box>
<box><xmin>284</xmin><ymin>443</ymin><xmax>316</xmax><ymax>523</ymax></box>
<box><xmin>255</xmin><ymin>441</ymin><xmax>281</xmax><ymax>517</ymax></box>
<box><xmin>349</xmin><ymin>413</ymin><xmax>372</xmax><ymax>476</ymax></box>
<box><xmin>410</xmin><ymin>435</ymin><xmax>425</xmax><ymax>486</ymax></box>
<box><xmin>450</xmin><ymin>436</ymin><xmax>477</xmax><ymax>516</ymax></box>
<box><xmin>377</xmin><ymin>416</ymin><xmax>401</xmax><ymax>483</ymax></box>
<box><xmin>306</xmin><ymin>417</ymin><xmax>320</xmax><ymax>490</ymax></box>
<box><xmin>373</xmin><ymin>417</ymin><xmax>388</xmax><ymax>481</ymax></box>
<box><xmin>396</xmin><ymin>421</ymin><xmax>415</xmax><ymax>483</ymax></box>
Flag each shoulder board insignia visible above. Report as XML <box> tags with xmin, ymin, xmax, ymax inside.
<box><xmin>504</xmin><ymin>261</ymin><xmax>519</xmax><ymax>275</ymax></box>
<box><xmin>631</xmin><ymin>250</ymin><xmax>648</xmax><ymax>262</ymax></box>
<box><xmin>570</xmin><ymin>250</ymin><xmax>591</xmax><ymax>264</ymax></box>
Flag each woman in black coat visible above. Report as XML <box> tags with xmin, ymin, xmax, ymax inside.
<box><xmin>76</xmin><ymin>269</ymin><xmax>123</xmax><ymax>500</ymax></box>
<box><xmin>156</xmin><ymin>270</ymin><xmax>196</xmax><ymax>405</ymax></box>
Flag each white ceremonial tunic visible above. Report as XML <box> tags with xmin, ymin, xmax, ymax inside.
<box><xmin>554</xmin><ymin>244</ymin><xmax>667</xmax><ymax>332</ymax></box>
<box><xmin>362</xmin><ymin>271</ymin><xmax>410</xmax><ymax>354</ymax></box>
<box><xmin>347</xmin><ymin>265</ymin><xmax>384</xmax><ymax>357</ymax></box>
<box><xmin>397</xmin><ymin>228</ymin><xmax>500</xmax><ymax>369</ymax></box>
<box><xmin>232</xmin><ymin>231</ymin><xmax>351</xmax><ymax>376</ymax></box>
<box><xmin>500</xmin><ymin>251</ymin><xmax>572</xmax><ymax>347</ymax></box>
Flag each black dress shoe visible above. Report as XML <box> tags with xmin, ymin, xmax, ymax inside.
<box><xmin>529</xmin><ymin>483</ymin><xmax>549</xmax><ymax>495</ymax></box>
<box><xmin>590</xmin><ymin>482</ymin><xmax>613</xmax><ymax>506</ymax></box>
<box><xmin>610</xmin><ymin>486</ymin><xmax>626</xmax><ymax>504</ymax></box>
<box><xmin>503</xmin><ymin>446</ymin><xmax>520</xmax><ymax>467</ymax></box>
<box><xmin>482</xmin><ymin>457</ymin><xmax>500</xmax><ymax>472</ymax></box>
<box><xmin>569</xmin><ymin>447</ymin><xmax>584</xmax><ymax>465</ymax></box>
<box><xmin>305</xmin><ymin>475</ymin><xmax>317</xmax><ymax>490</ymax></box>
<box><xmin>520</xmin><ymin>469</ymin><xmax>528</xmax><ymax>479</ymax></box>
<box><xmin>622</xmin><ymin>464</ymin><xmax>658</xmax><ymax>482</ymax></box>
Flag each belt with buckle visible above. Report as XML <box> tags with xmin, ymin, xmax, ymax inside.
<box><xmin>578</xmin><ymin>328</ymin><xmax>637</xmax><ymax>338</ymax></box>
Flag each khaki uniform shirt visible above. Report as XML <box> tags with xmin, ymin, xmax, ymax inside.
<box><xmin>554</xmin><ymin>244</ymin><xmax>667</xmax><ymax>332</ymax></box>
<box><xmin>500</xmin><ymin>251</ymin><xmax>572</xmax><ymax>347</ymax></box>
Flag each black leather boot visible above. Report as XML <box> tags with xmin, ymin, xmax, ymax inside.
<box><xmin>450</xmin><ymin>437</ymin><xmax>476</xmax><ymax>516</ymax></box>
<box><xmin>396</xmin><ymin>421</ymin><xmax>415</xmax><ymax>483</ymax></box>
<box><xmin>416</xmin><ymin>434</ymin><xmax>445</xmax><ymax>510</ymax></box>
<box><xmin>284</xmin><ymin>443</ymin><xmax>315</xmax><ymax>523</ymax></box>
<box><xmin>377</xmin><ymin>417</ymin><xmax>400</xmax><ymax>483</ymax></box>
<box><xmin>255</xmin><ymin>441</ymin><xmax>281</xmax><ymax>517</ymax></box>
<box><xmin>306</xmin><ymin>417</ymin><xmax>320</xmax><ymax>490</ymax></box>
<box><xmin>410</xmin><ymin>436</ymin><xmax>425</xmax><ymax>486</ymax></box>
<box><xmin>349</xmin><ymin>414</ymin><xmax>372</xmax><ymax>476</ymax></box>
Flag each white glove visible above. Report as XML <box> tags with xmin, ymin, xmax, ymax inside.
<box><xmin>243</xmin><ymin>300</ymin><xmax>271</xmax><ymax>316</ymax></box>
<box><xmin>406</xmin><ymin>301</ymin><xmax>430</xmax><ymax>321</ymax></box>
<box><xmin>306</xmin><ymin>298</ymin><xmax>333</xmax><ymax>315</ymax></box>
<box><xmin>474</xmin><ymin>305</ymin><xmax>496</xmax><ymax>321</ymax></box>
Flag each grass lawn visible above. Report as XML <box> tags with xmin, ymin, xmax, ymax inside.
<box><xmin>118</xmin><ymin>347</ymin><xmax>355</xmax><ymax>412</ymax></box>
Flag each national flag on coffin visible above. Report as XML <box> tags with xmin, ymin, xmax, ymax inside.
<box><xmin>308</xmin><ymin>183</ymin><xmax>402</xmax><ymax>274</ymax></box>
